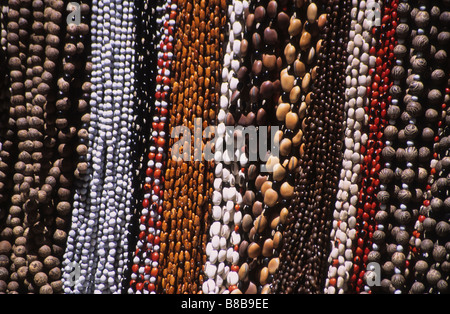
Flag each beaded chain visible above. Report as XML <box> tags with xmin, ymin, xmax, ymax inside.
<box><xmin>157</xmin><ymin>0</ymin><xmax>224</xmax><ymax>294</ymax></box>
<box><xmin>325</xmin><ymin>0</ymin><xmax>373</xmax><ymax>294</ymax></box>
<box><xmin>349</xmin><ymin>0</ymin><xmax>397</xmax><ymax>294</ymax></box>
<box><xmin>203</xmin><ymin>0</ymin><xmax>248</xmax><ymax>294</ymax></box>
<box><xmin>127</xmin><ymin>0</ymin><xmax>177</xmax><ymax>294</ymax></box>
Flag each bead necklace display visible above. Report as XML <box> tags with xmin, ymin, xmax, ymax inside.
<box><xmin>325</xmin><ymin>0</ymin><xmax>373</xmax><ymax>294</ymax></box>
<box><xmin>127</xmin><ymin>0</ymin><xmax>176</xmax><ymax>294</ymax></box>
<box><xmin>0</xmin><ymin>0</ymin><xmax>448</xmax><ymax>295</ymax></box>
<box><xmin>157</xmin><ymin>0</ymin><xmax>224</xmax><ymax>294</ymax></box>
<box><xmin>62</xmin><ymin>0</ymin><xmax>135</xmax><ymax>294</ymax></box>
<box><xmin>203</xmin><ymin>0</ymin><xmax>247</xmax><ymax>294</ymax></box>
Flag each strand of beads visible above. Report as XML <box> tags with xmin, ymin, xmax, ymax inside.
<box><xmin>62</xmin><ymin>0</ymin><xmax>135</xmax><ymax>294</ymax></box>
<box><xmin>325</xmin><ymin>0</ymin><xmax>373</xmax><ymax>294</ymax></box>
<box><xmin>38</xmin><ymin>0</ymin><xmax>90</xmax><ymax>294</ymax></box>
<box><xmin>0</xmin><ymin>0</ymin><xmax>90</xmax><ymax>294</ymax></box>
<box><xmin>62</xmin><ymin>1</ymin><xmax>97</xmax><ymax>294</ymax></box>
<box><xmin>0</xmin><ymin>0</ymin><xmax>33</xmax><ymax>294</ymax></box>
<box><xmin>125</xmin><ymin>0</ymin><xmax>157</xmax><ymax>294</ymax></box>
<box><xmin>373</xmin><ymin>0</ymin><xmax>440</xmax><ymax>294</ymax></box>
<box><xmin>0</xmin><ymin>2</ymin><xmax>7</xmax><ymax>162</ymax></box>
<box><xmin>60</xmin><ymin>0</ymin><xmax>92</xmax><ymax>294</ymax></box>
<box><xmin>269</xmin><ymin>0</ymin><xmax>324</xmax><ymax>295</ymax></box>
<box><xmin>407</xmin><ymin>2</ymin><xmax>450</xmax><ymax>294</ymax></box>
<box><xmin>123</xmin><ymin>0</ymin><xmax>156</xmax><ymax>293</ymax></box>
<box><xmin>369</xmin><ymin>0</ymin><xmax>407</xmax><ymax>295</ymax></box>
<box><xmin>235</xmin><ymin>0</ymin><xmax>289</xmax><ymax>295</ymax></box>
<box><xmin>274</xmin><ymin>0</ymin><xmax>349</xmax><ymax>294</ymax></box>
<box><xmin>349</xmin><ymin>0</ymin><xmax>397</xmax><ymax>294</ymax></box>
<box><xmin>3</xmin><ymin>0</ymin><xmax>59</xmax><ymax>294</ymax></box>
<box><xmin>158</xmin><ymin>0</ymin><xmax>223</xmax><ymax>294</ymax></box>
<box><xmin>63</xmin><ymin>0</ymin><xmax>104</xmax><ymax>293</ymax></box>
<box><xmin>203</xmin><ymin>0</ymin><xmax>247</xmax><ymax>295</ymax></box>
<box><xmin>128</xmin><ymin>0</ymin><xmax>177</xmax><ymax>294</ymax></box>
<box><xmin>0</xmin><ymin>3</ymin><xmax>10</xmax><ymax>211</ymax></box>
<box><xmin>410</xmin><ymin>88</ymin><xmax>450</xmax><ymax>294</ymax></box>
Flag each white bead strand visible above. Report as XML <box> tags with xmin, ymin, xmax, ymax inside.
<box><xmin>325</xmin><ymin>0</ymin><xmax>374</xmax><ymax>294</ymax></box>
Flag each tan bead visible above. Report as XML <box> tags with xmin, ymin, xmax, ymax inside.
<box><xmin>273</xmin><ymin>163</ymin><xmax>286</xmax><ymax>181</ymax></box>
<box><xmin>307</xmin><ymin>3</ymin><xmax>318</xmax><ymax>23</ymax></box>
<box><xmin>285</xmin><ymin>111</ymin><xmax>299</xmax><ymax>130</ymax></box>
<box><xmin>280</xmin><ymin>182</ymin><xmax>294</xmax><ymax>198</ymax></box>
<box><xmin>273</xmin><ymin>231</ymin><xmax>283</xmax><ymax>248</ymax></box>
<box><xmin>284</xmin><ymin>43</ymin><xmax>297</xmax><ymax>64</ymax></box>
<box><xmin>264</xmin><ymin>188</ymin><xmax>278</xmax><ymax>207</ymax></box>
<box><xmin>289</xmin><ymin>86</ymin><xmax>301</xmax><ymax>104</ymax></box>
<box><xmin>300</xmin><ymin>32</ymin><xmax>311</xmax><ymax>51</ymax></box>
<box><xmin>262</xmin><ymin>239</ymin><xmax>274</xmax><ymax>257</ymax></box>
<box><xmin>247</xmin><ymin>242</ymin><xmax>261</xmax><ymax>259</ymax></box>
<box><xmin>292</xmin><ymin>129</ymin><xmax>303</xmax><ymax>146</ymax></box>
<box><xmin>276</xmin><ymin>103</ymin><xmax>291</xmax><ymax>121</ymax></box>
<box><xmin>288</xmin><ymin>18</ymin><xmax>302</xmax><ymax>37</ymax></box>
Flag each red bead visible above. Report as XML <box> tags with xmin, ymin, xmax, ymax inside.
<box><xmin>358</xmin><ymin>238</ymin><xmax>364</xmax><ymax>248</ymax></box>
<box><xmin>329</xmin><ymin>278</ymin><xmax>337</xmax><ymax>287</ymax></box>
<box><xmin>356</xmin><ymin>247</ymin><xmax>363</xmax><ymax>257</ymax></box>
<box><xmin>363</xmin><ymin>212</ymin><xmax>370</xmax><ymax>221</ymax></box>
<box><xmin>228</xmin><ymin>285</ymin><xmax>237</xmax><ymax>292</ymax></box>
<box><xmin>357</xmin><ymin>278</ymin><xmax>363</xmax><ymax>287</ymax></box>
<box><xmin>136</xmin><ymin>282</ymin><xmax>143</xmax><ymax>291</ymax></box>
<box><xmin>151</xmin><ymin>252</ymin><xmax>159</xmax><ymax>261</ymax></box>
<box><xmin>132</xmin><ymin>264</ymin><xmax>139</xmax><ymax>273</ymax></box>
<box><xmin>156</xmin><ymin>137</ymin><xmax>165</xmax><ymax>147</ymax></box>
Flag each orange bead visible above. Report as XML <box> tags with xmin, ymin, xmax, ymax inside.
<box><xmin>228</xmin><ymin>285</ymin><xmax>238</xmax><ymax>292</ymax></box>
